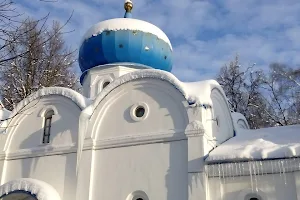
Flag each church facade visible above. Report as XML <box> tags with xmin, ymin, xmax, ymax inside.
<box><xmin>0</xmin><ymin>1</ymin><xmax>300</xmax><ymax>200</ymax></box>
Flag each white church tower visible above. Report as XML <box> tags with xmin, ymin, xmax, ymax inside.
<box><xmin>0</xmin><ymin>1</ymin><xmax>237</xmax><ymax>200</ymax></box>
<box><xmin>75</xmin><ymin>1</ymin><xmax>234</xmax><ymax>200</ymax></box>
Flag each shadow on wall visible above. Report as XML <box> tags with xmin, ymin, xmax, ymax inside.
<box><xmin>7</xmin><ymin>118</ymin><xmax>77</xmax><ymax>200</ymax></box>
<box><xmin>165</xmin><ymin>133</ymin><xmax>189</xmax><ymax>200</ymax></box>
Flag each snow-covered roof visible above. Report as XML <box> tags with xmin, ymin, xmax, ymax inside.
<box><xmin>0</xmin><ymin>108</ymin><xmax>11</xmax><ymax>121</ymax></box>
<box><xmin>11</xmin><ymin>87</ymin><xmax>91</xmax><ymax>117</ymax></box>
<box><xmin>82</xmin><ymin>18</ymin><xmax>172</xmax><ymax>50</ymax></box>
<box><xmin>206</xmin><ymin>125</ymin><xmax>300</xmax><ymax>163</ymax></box>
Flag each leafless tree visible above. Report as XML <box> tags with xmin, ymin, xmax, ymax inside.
<box><xmin>218</xmin><ymin>56</ymin><xmax>300</xmax><ymax>128</ymax></box>
<box><xmin>0</xmin><ymin>0</ymin><xmax>75</xmax><ymax>66</ymax></box>
<box><xmin>217</xmin><ymin>55</ymin><xmax>272</xmax><ymax>129</ymax></box>
<box><xmin>260</xmin><ymin>63</ymin><xmax>300</xmax><ymax>126</ymax></box>
<box><xmin>0</xmin><ymin>19</ymin><xmax>78</xmax><ymax>110</ymax></box>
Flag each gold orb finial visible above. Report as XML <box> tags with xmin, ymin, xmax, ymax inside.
<box><xmin>124</xmin><ymin>0</ymin><xmax>133</xmax><ymax>13</ymax></box>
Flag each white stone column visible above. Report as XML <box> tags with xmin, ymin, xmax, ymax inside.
<box><xmin>185</xmin><ymin>120</ymin><xmax>208</xmax><ymax>200</ymax></box>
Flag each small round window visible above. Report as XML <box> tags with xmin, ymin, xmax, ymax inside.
<box><xmin>126</xmin><ymin>191</ymin><xmax>149</xmax><ymax>200</ymax></box>
<box><xmin>103</xmin><ymin>81</ymin><xmax>110</xmax><ymax>89</ymax></box>
<box><xmin>245</xmin><ymin>194</ymin><xmax>262</xmax><ymax>200</ymax></box>
<box><xmin>135</xmin><ymin>106</ymin><xmax>145</xmax><ymax>118</ymax></box>
<box><xmin>130</xmin><ymin>103</ymin><xmax>149</xmax><ymax>122</ymax></box>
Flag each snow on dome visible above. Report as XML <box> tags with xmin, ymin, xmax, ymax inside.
<box><xmin>82</xmin><ymin>18</ymin><xmax>172</xmax><ymax>50</ymax></box>
<box><xmin>206</xmin><ymin>125</ymin><xmax>300</xmax><ymax>163</ymax></box>
<box><xmin>79</xmin><ymin>18</ymin><xmax>173</xmax><ymax>74</ymax></box>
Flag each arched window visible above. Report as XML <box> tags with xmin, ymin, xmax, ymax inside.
<box><xmin>102</xmin><ymin>81</ymin><xmax>110</xmax><ymax>89</ymax></box>
<box><xmin>245</xmin><ymin>194</ymin><xmax>262</xmax><ymax>200</ymax></box>
<box><xmin>126</xmin><ymin>191</ymin><xmax>149</xmax><ymax>200</ymax></box>
<box><xmin>43</xmin><ymin>110</ymin><xmax>54</xmax><ymax>144</ymax></box>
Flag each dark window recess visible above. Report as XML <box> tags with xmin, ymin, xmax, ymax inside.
<box><xmin>135</xmin><ymin>106</ymin><xmax>145</xmax><ymax>118</ymax></box>
<box><xmin>103</xmin><ymin>81</ymin><xmax>110</xmax><ymax>89</ymax></box>
<box><xmin>43</xmin><ymin>110</ymin><xmax>54</xmax><ymax>144</ymax></box>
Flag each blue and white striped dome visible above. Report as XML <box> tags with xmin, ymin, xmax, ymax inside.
<box><xmin>78</xmin><ymin>1</ymin><xmax>173</xmax><ymax>74</ymax></box>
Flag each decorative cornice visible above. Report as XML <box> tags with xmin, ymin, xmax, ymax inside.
<box><xmin>4</xmin><ymin>144</ymin><xmax>77</xmax><ymax>160</ymax></box>
<box><xmin>2</xmin><ymin>130</ymin><xmax>194</xmax><ymax>160</ymax></box>
<box><xmin>93</xmin><ymin>131</ymin><xmax>187</xmax><ymax>150</ymax></box>
<box><xmin>185</xmin><ymin>120</ymin><xmax>205</xmax><ymax>137</ymax></box>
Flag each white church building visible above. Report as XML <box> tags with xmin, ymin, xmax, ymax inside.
<box><xmin>0</xmin><ymin>1</ymin><xmax>300</xmax><ymax>200</ymax></box>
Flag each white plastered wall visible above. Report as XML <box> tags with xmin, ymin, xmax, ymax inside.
<box><xmin>1</xmin><ymin>95</ymin><xmax>81</xmax><ymax>200</ymax></box>
<box><xmin>82</xmin><ymin>65</ymin><xmax>144</xmax><ymax>99</ymax></box>
<box><xmin>78</xmin><ymin>78</ymin><xmax>190</xmax><ymax>200</ymax></box>
<box><xmin>201</xmin><ymin>88</ymin><xmax>234</xmax><ymax>156</ymax></box>
<box><xmin>208</xmin><ymin>172</ymin><xmax>298</xmax><ymax>200</ymax></box>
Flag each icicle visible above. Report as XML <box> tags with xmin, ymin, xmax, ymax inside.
<box><xmin>249</xmin><ymin>161</ymin><xmax>254</xmax><ymax>192</ymax></box>
<box><xmin>260</xmin><ymin>161</ymin><xmax>264</xmax><ymax>176</ymax></box>
<box><xmin>218</xmin><ymin>164</ymin><xmax>221</xmax><ymax>182</ymax></box>
<box><xmin>278</xmin><ymin>160</ymin><xmax>282</xmax><ymax>176</ymax></box>
<box><xmin>252</xmin><ymin>161</ymin><xmax>258</xmax><ymax>192</ymax></box>
<box><xmin>239</xmin><ymin>163</ymin><xmax>242</xmax><ymax>177</ymax></box>
<box><xmin>221</xmin><ymin>164</ymin><xmax>225</xmax><ymax>184</ymax></box>
<box><xmin>281</xmin><ymin>160</ymin><xmax>287</xmax><ymax>185</ymax></box>
<box><xmin>271</xmin><ymin>160</ymin><xmax>275</xmax><ymax>180</ymax></box>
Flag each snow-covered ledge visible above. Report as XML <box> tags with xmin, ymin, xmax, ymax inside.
<box><xmin>0</xmin><ymin>178</ymin><xmax>61</xmax><ymax>200</ymax></box>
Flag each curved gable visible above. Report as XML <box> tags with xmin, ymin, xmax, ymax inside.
<box><xmin>4</xmin><ymin>88</ymin><xmax>87</xmax><ymax>152</ymax></box>
<box><xmin>10</xmin><ymin>87</ymin><xmax>90</xmax><ymax>118</ymax></box>
<box><xmin>90</xmin><ymin>78</ymin><xmax>189</xmax><ymax>140</ymax></box>
<box><xmin>91</xmin><ymin>69</ymin><xmax>187</xmax><ymax>110</ymax></box>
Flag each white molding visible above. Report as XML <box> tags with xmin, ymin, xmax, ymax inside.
<box><xmin>37</xmin><ymin>105</ymin><xmax>59</xmax><ymax>117</ymax></box>
<box><xmin>2</xmin><ymin>130</ymin><xmax>189</xmax><ymax>160</ymax></box>
<box><xmin>93</xmin><ymin>131</ymin><xmax>187</xmax><ymax>150</ymax></box>
<box><xmin>237</xmin><ymin>188</ymin><xmax>267</xmax><ymax>200</ymax></box>
<box><xmin>126</xmin><ymin>190</ymin><xmax>149</xmax><ymax>200</ymax></box>
<box><xmin>4</xmin><ymin>143</ymin><xmax>77</xmax><ymax>160</ymax></box>
<box><xmin>129</xmin><ymin>102</ymin><xmax>149</xmax><ymax>122</ymax></box>
<box><xmin>0</xmin><ymin>178</ymin><xmax>62</xmax><ymax>200</ymax></box>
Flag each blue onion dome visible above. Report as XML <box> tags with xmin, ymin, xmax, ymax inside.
<box><xmin>78</xmin><ymin>0</ymin><xmax>173</xmax><ymax>73</ymax></box>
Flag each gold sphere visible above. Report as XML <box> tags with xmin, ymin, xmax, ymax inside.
<box><xmin>124</xmin><ymin>2</ymin><xmax>133</xmax><ymax>12</ymax></box>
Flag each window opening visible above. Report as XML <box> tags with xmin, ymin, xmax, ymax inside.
<box><xmin>135</xmin><ymin>106</ymin><xmax>145</xmax><ymax>118</ymax></box>
<box><xmin>43</xmin><ymin>110</ymin><xmax>54</xmax><ymax>144</ymax></box>
<box><xmin>103</xmin><ymin>81</ymin><xmax>110</xmax><ymax>89</ymax></box>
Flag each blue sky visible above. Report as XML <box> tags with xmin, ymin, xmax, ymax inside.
<box><xmin>16</xmin><ymin>0</ymin><xmax>300</xmax><ymax>82</ymax></box>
